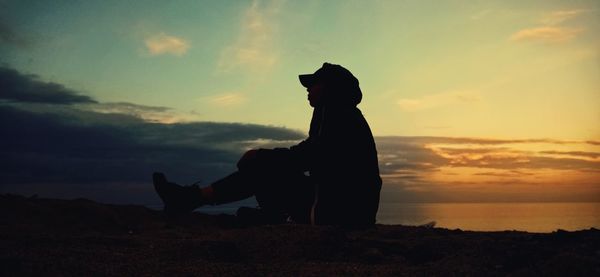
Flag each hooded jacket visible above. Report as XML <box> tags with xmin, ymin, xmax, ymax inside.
<box><xmin>290</xmin><ymin>104</ymin><xmax>382</xmax><ymax>225</ymax></box>
<box><xmin>255</xmin><ymin>63</ymin><xmax>381</xmax><ymax>225</ymax></box>
<box><xmin>255</xmin><ymin>97</ymin><xmax>381</xmax><ymax>226</ymax></box>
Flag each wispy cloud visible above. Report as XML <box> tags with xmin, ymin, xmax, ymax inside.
<box><xmin>83</xmin><ymin>102</ymin><xmax>185</xmax><ymax>123</ymax></box>
<box><xmin>207</xmin><ymin>93</ymin><xmax>247</xmax><ymax>107</ymax></box>
<box><xmin>510</xmin><ymin>9</ymin><xmax>587</xmax><ymax>43</ymax></box>
<box><xmin>376</xmin><ymin>136</ymin><xmax>600</xmax><ymax>202</ymax></box>
<box><xmin>539</xmin><ymin>150</ymin><xmax>600</xmax><ymax>161</ymax></box>
<box><xmin>217</xmin><ymin>0</ymin><xmax>283</xmax><ymax>73</ymax></box>
<box><xmin>540</xmin><ymin>9</ymin><xmax>587</xmax><ymax>26</ymax></box>
<box><xmin>397</xmin><ymin>90</ymin><xmax>481</xmax><ymax>112</ymax></box>
<box><xmin>510</xmin><ymin>27</ymin><xmax>583</xmax><ymax>43</ymax></box>
<box><xmin>144</xmin><ymin>32</ymin><xmax>190</xmax><ymax>56</ymax></box>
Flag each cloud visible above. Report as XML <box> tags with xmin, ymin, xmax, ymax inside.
<box><xmin>380</xmin><ymin>136</ymin><xmax>589</xmax><ymax>146</ymax></box>
<box><xmin>0</xmin><ymin>67</ymin><xmax>199</xmax><ymax>124</ymax></box>
<box><xmin>2</xmin><ymin>95</ymin><xmax>598</xmax><ymax>204</ymax></box>
<box><xmin>397</xmin><ymin>90</ymin><xmax>481</xmax><ymax>112</ymax></box>
<box><xmin>85</xmin><ymin>102</ymin><xmax>179</xmax><ymax>123</ymax></box>
<box><xmin>539</xmin><ymin>150</ymin><xmax>600</xmax><ymax>161</ymax></box>
<box><xmin>0</xmin><ymin>66</ymin><xmax>96</xmax><ymax>104</ymax></box>
<box><xmin>419</xmin><ymin>141</ymin><xmax>600</xmax><ymax>170</ymax></box>
<box><xmin>217</xmin><ymin>0</ymin><xmax>282</xmax><ymax>73</ymax></box>
<box><xmin>375</xmin><ymin>136</ymin><xmax>600</xmax><ymax>202</ymax></box>
<box><xmin>540</xmin><ymin>9</ymin><xmax>587</xmax><ymax>26</ymax></box>
<box><xmin>473</xmin><ymin>170</ymin><xmax>534</xmax><ymax>177</ymax></box>
<box><xmin>586</xmin><ymin>140</ymin><xmax>600</xmax><ymax>146</ymax></box>
<box><xmin>0</xmin><ymin>104</ymin><xmax>304</xmax><ymax>186</ymax></box>
<box><xmin>144</xmin><ymin>32</ymin><xmax>190</xmax><ymax>56</ymax></box>
<box><xmin>0</xmin><ymin>65</ymin><xmax>304</xmax><ymax>198</ymax></box>
<box><xmin>510</xmin><ymin>27</ymin><xmax>583</xmax><ymax>43</ymax></box>
<box><xmin>207</xmin><ymin>93</ymin><xmax>247</xmax><ymax>107</ymax></box>
<box><xmin>1</xmin><ymin>65</ymin><xmax>598</xmax><ymax>204</ymax></box>
<box><xmin>510</xmin><ymin>9</ymin><xmax>587</xmax><ymax>43</ymax></box>
<box><xmin>88</xmin><ymin>102</ymin><xmax>171</xmax><ymax>114</ymax></box>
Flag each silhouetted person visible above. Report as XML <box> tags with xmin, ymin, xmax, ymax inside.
<box><xmin>153</xmin><ymin>62</ymin><xmax>382</xmax><ymax>226</ymax></box>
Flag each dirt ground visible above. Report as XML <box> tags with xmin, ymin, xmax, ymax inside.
<box><xmin>1</xmin><ymin>194</ymin><xmax>599</xmax><ymax>276</ymax></box>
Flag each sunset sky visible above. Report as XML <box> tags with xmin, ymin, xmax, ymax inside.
<box><xmin>1</xmin><ymin>0</ymin><xmax>599</xmax><ymax>204</ymax></box>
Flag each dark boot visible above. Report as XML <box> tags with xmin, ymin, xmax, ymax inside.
<box><xmin>153</xmin><ymin>172</ymin><xmax>204</xmax><ymax>217</ymax></box>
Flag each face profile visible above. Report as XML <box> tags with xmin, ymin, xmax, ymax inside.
<box><xmin>307</xmin><ymin>83</ymin><xmax>325</xmax><ymax>107</ymax></box>
<box><xmin>299</xmin><ymin>63</ymin><xmax>362</xmax><ymax>107</ymax></box>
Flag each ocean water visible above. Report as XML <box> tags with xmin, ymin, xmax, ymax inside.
<box><xmin>377</xmin><ymin>202</ymin><xmax>600</xmax><ymax>233</ymax></box>
<box><xmin>172</xmin><ymin>201</ymin><xmax>600</xmax><ymax>233</ymax></box>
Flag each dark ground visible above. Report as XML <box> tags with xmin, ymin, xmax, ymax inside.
<box><xmin>1</xmin><ymin>194</ymin><xmax>599</xmax><ymax>276</ymax></box>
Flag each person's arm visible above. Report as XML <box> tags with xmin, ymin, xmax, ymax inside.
<box><xmin>285</xmin><ymin>138</ymin><xmax>315</xmax><ymax>171</ymax></box>
<box><xmin>236</xmin><ymin>138</ymin><xmax>315</xmax><ymax>172</ymax></box>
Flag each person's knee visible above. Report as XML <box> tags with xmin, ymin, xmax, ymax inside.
<box><xmin>237</xmin><ymin>148</ymin><xmax>289</xmax><ymax>172</ymax></box>
<box><xmin>237</xmin><ymin>149</ymin><xmax>260</xmax><ymax>170</ymax></box>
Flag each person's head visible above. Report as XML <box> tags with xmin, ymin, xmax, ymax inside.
<box><xmin>299</xmin><ymin>63</ymin><xmax>362</xmax><ymax>108</ymax></box>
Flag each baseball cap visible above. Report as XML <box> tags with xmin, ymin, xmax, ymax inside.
<box><xmin>298</xmin><ymin>62</ymin><xmax>362</xmax><ymax>105</ymax></box>
<box><xmin>299</xmin><ymin>62</ymin><xmax>359</xmax><ymax>88</ymax></box>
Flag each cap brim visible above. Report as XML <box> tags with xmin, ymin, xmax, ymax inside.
<box><xmin>299</xmin><ymin>74</ymin><xmax>316</xmax><ymax>88</ymax></box>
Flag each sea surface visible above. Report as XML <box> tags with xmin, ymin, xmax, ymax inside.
<box><xmin>194</xmin><ymin>201</ymin><xmax>600</xmax><ymax>233</ymax></box>
<box><xmin>377</xmin><ymin>202</ymin><xmax>600</xmax><ymax>233</ymax></box>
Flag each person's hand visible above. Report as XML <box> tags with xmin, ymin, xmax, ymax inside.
<box><xmin>237</xmin><ymin>149</ymin><xmax>259</xmax><ymax>169</ymax></box>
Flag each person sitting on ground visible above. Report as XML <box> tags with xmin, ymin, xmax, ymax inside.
<box><xmin>153</xmin><ymin>62</ymin><xmax>382</xmax><ymax>226</ymax></box>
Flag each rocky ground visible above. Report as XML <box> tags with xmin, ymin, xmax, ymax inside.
<box><xmin>1</xmin><ymin>194</ymin><xmax>599</xmax><ymax>276</ymax></box>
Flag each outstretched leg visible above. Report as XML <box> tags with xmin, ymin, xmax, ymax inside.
<box><xmin>153</xmin><ymin>169</ymin><xmax>314</xmax><ymax>223</ymax></box>
<box><xmin>153</xmin><ymin>172</ymin><xmax>205</xmax><ymax>217</ymax></box>
<box><xmin>153</xmin><ymin>149</ymin><xmax>314</xmax><ymax>221</ymax></box>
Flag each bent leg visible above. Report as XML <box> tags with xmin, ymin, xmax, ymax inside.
<box><xmin>210</xmin><ymin>169</ymin><xmax>314</xmax><ymax>223</ymax></box>
<box><xmin>254</xmin><ymin>172</ymin><xmax>314</xmax><ymax>224</ymax></box>
<box><xmin>208</xmin><ymin>148</ymin><xmax>315</xmax><ymax>223</ymax></box>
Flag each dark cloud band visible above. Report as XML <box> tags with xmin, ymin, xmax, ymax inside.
<box><xmin>0</xmin><ymin>105</ymin><xmax>304</xmax><ymax>185</ymax></box>
<box><xmin>0</xmin><ymin>66</ymin><xmax>96</xmax><ymax>104</ymax></box>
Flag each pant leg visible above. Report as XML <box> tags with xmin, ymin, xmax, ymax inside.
<box><xmin>211</xmin><ymin>148</ymin><xmax>315</xmax><ymax>223</ymax></box>
<box><xmin>210</xmin><ymin>169</ymin><xmax>315</xmax><ymax>224</ymax></box>
<box><xmin>253</xmin><ymin>171</ymin><xmax>314</xmax><ymax>224</ymax></box>
<box><xmin>211</xmin><ymin>148</ymin><xmax>295</xmax><ymax>205</ymax></box>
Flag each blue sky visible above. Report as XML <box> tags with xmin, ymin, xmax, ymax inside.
<box><xmin>2</xmin><ymin>0</ymin><xmax>598</xmax><ymax>138</ymax></box>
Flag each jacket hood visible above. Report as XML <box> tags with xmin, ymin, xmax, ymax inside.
<box><xmin>299</xmin><ymin>62</ymin><xmax>362</xmax><ymax>106</ymax></box>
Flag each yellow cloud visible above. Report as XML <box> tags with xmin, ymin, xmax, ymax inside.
<box><xmin>510</xmin><ymin>9</ymin><xmax>587</xmax><ymax>43</ymax></box>
<box><xmin>207</xmin><ymin>93</ymin><xmax>247</xmax><ymax>107</ymax></box>
<box><xmin>376</xmin><ymin>137</ymin><xmax>600</xmax><ymax>202</ymax></box>
<box><xmin>144</xmin><ymin>33</ymin><xmax>190</xmax><ymax>56</ymax></box>
<box><xmin>539</xmin><ymin>9</ymin><xmax>587</xmax><ymax>26</ymax></box>
<box><xmin>84</xmin><ymin>102</ymin><xmax>198</xmax><ymax>124</ymax></box>
<box><xmin>510</xmin><ymin>26</ymin><xmax>583</xmax><ymax>43</ymax></box>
